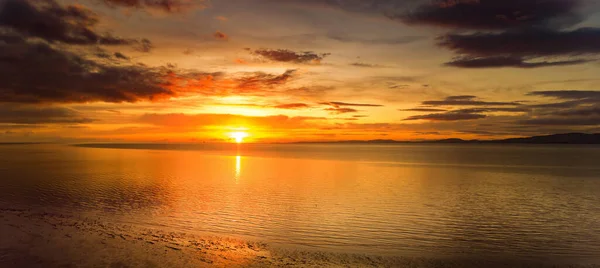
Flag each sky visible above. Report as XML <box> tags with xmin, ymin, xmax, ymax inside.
<box><xmin>0</xmin><ymin>0</ymin><xmax>599</xmax><ymax>143</ymax></box>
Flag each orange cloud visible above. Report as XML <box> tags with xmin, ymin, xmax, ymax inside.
<box><xmin>139</xmin><ymin>113</ymin><xmax>326</xmax><ymax>130</ymax></box>
<box><xmin>274</xmin><ymin>103</ymin><xmax>310</xmax><ymax>109</ymax></box>
<box><xmin>213</xmin><ymin>31</ymin><xmax>229</xmax><ymax>41</ymax></box>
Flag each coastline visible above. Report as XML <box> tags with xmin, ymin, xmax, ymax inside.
<box><xmin>1</xmin><ymin>209</ymin><xmax>599</xmax><ymax>268</ymax></box>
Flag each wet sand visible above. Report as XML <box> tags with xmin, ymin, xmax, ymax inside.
<box><xmin>1</xmin><ymin>209</ymin><xmax>599</xmax><ymax>268</ymax></box>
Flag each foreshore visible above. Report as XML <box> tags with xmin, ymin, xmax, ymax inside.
<box><xmin>1</xmin><ymin>209</ymin><xmax>598</xmax><ymax>268</ymax></box>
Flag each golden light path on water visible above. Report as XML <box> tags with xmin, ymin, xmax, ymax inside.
<box><xmin>235</xmin><ymin>155</ymin><xmax>241</xmax><ymax>183</ymax></box>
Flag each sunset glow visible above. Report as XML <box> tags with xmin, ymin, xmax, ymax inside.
<box><xmin>229</xmin><ymin>132</ymin><xmax>249</xmax><ymax>143</ymax></box>
<box><xmin>2</xmin><ymin>1</ymin><xmax>600</xmax><ymax>267</ymax></box>
<box><xmin>0</xmin><ymin>0</ymin><xmax>598</xmax><ymax>143</ymax></box>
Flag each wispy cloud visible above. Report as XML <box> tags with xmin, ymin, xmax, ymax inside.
<box><xmin>274</xmin><ymin>103</ymin><xmax>310</xmax><ymax>109</ymax></box>
<box><xmin>253</xmin><ymin>49</ymin><xmax>330</xmax><ymax>64</ymax></box>
<box><xmin>101</xmin><ymin>0</ymin><xmax>206</xmax><ymax>14</ymax></box>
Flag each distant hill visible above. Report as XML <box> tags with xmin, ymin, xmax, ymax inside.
<box><xmin>295</xmin><ymin>133</ymin><xmax>600</xmax><ymax>145</ymax></box>
<box><xmin>489</xmin><ymin>133</ymin><xmax>600</xmax><ymax>144</ymax></box>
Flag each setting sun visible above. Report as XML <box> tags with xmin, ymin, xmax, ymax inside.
<box><xmin>229</xmin><ymin>131</ymin><xmax>249</xmax><ymax>143</ymax></box>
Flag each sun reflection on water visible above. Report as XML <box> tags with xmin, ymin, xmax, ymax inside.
<box><xmin>235</xmin><ymin>155</ymin><xmax>241</xmax><ymax>183</ymax></box>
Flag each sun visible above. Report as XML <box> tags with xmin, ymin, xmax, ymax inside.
<box><xmin>229</xmin><ymin>131</ymin><xmax>249</xmax><ymax>143</ymax></box>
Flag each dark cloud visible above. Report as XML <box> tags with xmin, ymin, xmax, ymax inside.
<box><xmin>325</xmin><ymin>107</ymin><xmax>359</xmax><ymax>114</ymax></box>
<box><xmin>274</xmin><ymin>103</ymin><xmax>310</xmax><ymax>109</ymax></box>
<box><xmin>114</xmin><ymin>52</ymin><xmax>129</xmax><ymax>60</ymax></box>
<box><xmin>395</xmin><ymin>0</ymin><xmax>600</xmax><ymax>68</ymax></box>
<box><xmin>399</xmin><ymin>0</ymin><xmax>582</xmax><ymax>30</ymax></box>
<box><xmin>526</xmin><ymin>91</ymin><xmax>600</xmax><ymax>109</ymax></box>
<box><xmin>519</xmin><ymin>90</ymin><xmax>600</xmax><ymax>126</ymax></box>
<box><xmin>445</xmin><ymin>56</ymin><xmax>591</xmax><ymax>68</ymax></box>
<box><xmin>101</xmin><ymin>0</ymin><xmax>205</xmax><ymax>13</ymax></box>
<box><xmin>321</xmin><ymin>101</ymin><xmax>383</xmax><ymax>107</ymax></box>
<box><xmin>528</xmin><ymin>100</ymin><xmax>584</xmax><ymax>109</ymax></box>
<box><xmin>134</xmin><ymin>39</ymin><xmax>153</xmax><ymax>52</ymax></box>
<box><xmin>213</xmin><ymin>31</ymin><xmax>228</xmax><ymax>41</ymax></box>
<box><xmin>556</xmin><ymin>107</ymin><xmax>600</xmax><ymax>116</ymax></box>
<box><xmin>434</xmin><ymin>19</ymin><xmax>600</xmax><ymax>68</ymax></box>
<box><xmin>253</xmin><ymin>49</ymin><xmax>330</xmax><ymax>64</ymax></box>
<box><xmin>0</xmin><ymin>41</ymin><xmax>174</xmax><ymax>103</ymax></box>
<box><xmin>401</xmin><ymin>108</ymin><xmax>448</xmax><ymax>112</ymax></box>
<box><xmin>0</xmin><ymin>105</ymin><xmax>94</xmax><ymax>124</ymax></box>
<box><xmin>95</xmin><ymin>50</ymin><xmax>112</xmax><ymax>59</ymax></box>
<box><xmin>403</xmin><ymin>95</ymin><xmax>530</xmax><ymax>122</ymax></box>
<box><xmin>236</xmin><ymin>69</ymin><xmax>297</xmax><ymax>89</ymax></box>
<box><xmin>422</xmin><ymin>95</ymin><xmax>521</xmax><ymax>106</ymax></box>
<box><xmin>404</xmin><ymin>111</ymin><xmax>487</xmax><ymax>121</ymax></box>
<box><xmin>439</xmin><ymin>28</ymin><xmax>600</xmax><ymax>58</ymax></box>
<box><xmin>400</xmin><ymin>91</ymin><xmax>600</xmax><ymax>133</ymax></box>
<box><xmin>527</xmin><ymin>90</ymin><xmax>600</xmax><ymax>100</ymax></box>
<box><xmin>452</xmin><ymin>107</ymin><xmax>529</xmax><ymax>113</ymax></box>
<box><xmin>0</xmin><ymin>0</ymin><xmax>134</xmax><ymax>46</ymax></box>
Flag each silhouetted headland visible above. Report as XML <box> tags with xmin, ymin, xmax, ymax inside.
<box><xmin>294</xmin><ymin>133</ymin><xmax>600</xmax><ymax>145</ymax></box>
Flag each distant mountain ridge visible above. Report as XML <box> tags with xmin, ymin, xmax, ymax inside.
<box><xmin>296</xmin><ymin>133</ymin><xmax>600</xmax><ymax>145</ymax></box>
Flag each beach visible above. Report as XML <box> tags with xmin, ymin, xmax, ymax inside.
<box><xmin>2</xmin><ymin>208</ymin><xmax>599</xmax><ymax>268</ymax></box>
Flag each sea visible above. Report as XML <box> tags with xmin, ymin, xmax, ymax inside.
<box><xmin>1</xmin><ymin>143</ymin><xmax>600</xmax><ymax>264</ymax></box>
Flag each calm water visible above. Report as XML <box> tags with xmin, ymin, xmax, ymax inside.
<box><xmin>1</xmin><ymin>143</ymin><xmax>600</xmax><ymax>262</ymax></box>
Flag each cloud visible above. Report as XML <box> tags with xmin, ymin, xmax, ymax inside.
<box><xmin>134</xmin><ymin>38</ymin><xmax>154</xmax><ymax>52</ymax></box>
<box><xmin>321</xmin><ymin>101</ymin><xmax>383</xmax><ymax>107</ymax></box>
<box><xmin>350</xmin><ymin>63</ymin><xmax>385</xmax><ymax>68</ymax></box>
<box><xmin>101</xmin><ymin>0</ymin><xmax>205</xmax><ymax>13</ymax></box>
<box><xmin>159</xmin><ymin>69</ymin><xmax>310</xmax><ymax>98</ymax></box>
<box><xmin>213</xmin><ymin>31</ymin><xmax>228</xmax><ymax>41</ymax></box>
<box><xmin>527</xmin><ymin>90</ymin><xmax>600</xmax><ymax>100</ymax></box>
<box><xmin>0</xmin><ymin>41</ymin><xmax>174</xmax><ymax>103</ymax></box>
<box><xmin>320</xmin><ymin>101</ymin><xmax>383</xmax><ymax>114</ymax></box>
<box><xmin>324</xmin><ymin>107</ymin><xmax>359</xmax><ymax>114</ymax></box>
<box><xmin>421</xmin><ymin>95</ymin><xmax>520</xmax><ymax>106</ymax></box>
<box><xmin>236</xmin><ymin>69</ymin><xmax>297</xmax><ymax>89</ymax></box>
<box><xmin>0</xmin><ymin>0</ymin><xmax>135</xmax><ymax>46</ymax></box>
<box><xmin>515</xmin><ymin>90</ymin><xmax>600</xmax><ymax>126</ymax></box>
<box><xmin>401</xmin><ymin>108</ymin><xmax>448</xmax><ymax>112</ymax></box>
<box><xmin>452</xmin><ymin>107</ymin><xmax>529</xmax><ymax>113</ymax></box>
<box><xmin>394</xmin><ymin>0</ymin><xmax>600</xmax><ymax>68</ymax></box>
<box><xmin>274</xmin><ymin>103</ymin><xmax>310</xmax><ymax>109</ymax></box>
<box><xmin>0</xmin><ymin>104</ymin><xmax>94</xmax><ymax>124</ymax></box>
<box><xmin>430</xmin><ymin>8</ymin><xmax>600</xmax><ymax>68</ymax></box>
<box><xmin>285</xmin><ymin>86</ymin><xmax>334</xmax><ymax>98</ymax></box>
<box><xmin>114</xmin><ymin>52</ymin><xmax>129</xmax><ymax>60</ymax></box>
<box><xmin>253</xmin><ymin>49</ymin><xmax>330</xmax><ymax>64</ymax></box>
<box><xmin>404</xmin><ymin>110</ymin><xmax>487</xmax><ymax>121</ymax></box>
<box><xmin>439</xmin><ymin>28</ymin><xmax>600</xmax><ymax>58</ymax></box>
<box><xmin>403</xmin><ymin>95</ymin><xmax>535</xmax><ymax>122</ymax></box>
<box><xmin>445</xmin><ymin>56</ymin><xmax>591</xmax><ymax>68</ymax></box>
<box><xmin>328</xmin><ymin>33</ymin><xmax>425</xmax><ymax>45</ymax></box>
<box><xmin>399</xmin><ymin>0</ymin><xmax>582</xmax><ymax>30</ymax></box>
<box><xmin>555</xmin><ymin>107</ymin><xmax>600</xmax><ymax>116</ymax></box>
<box><xmin>139</xmin><ymin>113</ymin><xmax>325</xmax><ymax>129</ymax></box>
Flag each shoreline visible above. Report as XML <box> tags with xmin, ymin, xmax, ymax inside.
<box><xmin>1</xmin><ymin>209</ymin><xmax>599</xmax><ymax>267</ymax></box>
